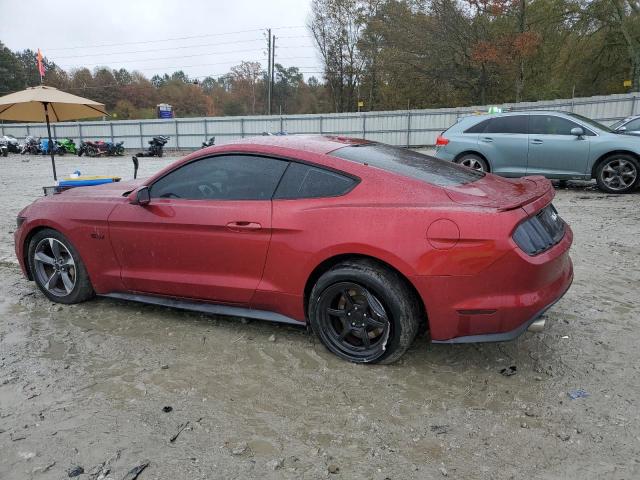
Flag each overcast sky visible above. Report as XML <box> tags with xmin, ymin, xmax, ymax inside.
<box><xmin>1</xmin><ymin>0</ymin><xmax>322</xmax><ymax>80</ymax></box>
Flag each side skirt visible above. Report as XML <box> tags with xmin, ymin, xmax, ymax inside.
<box><xmin>100</xmin><ymin>292</ymin><xmax>305</xmax><ymax>326</ymax></box>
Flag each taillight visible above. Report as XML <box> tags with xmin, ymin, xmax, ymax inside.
<box><xmin>512</xmin><ymin>204</ymin><xmax>565</xmax><ymax>256</ymax></box>
<box><xmin>435</xmin><ymin>135</ymin><xmax>449</xmax><ymax>146</ymax></box>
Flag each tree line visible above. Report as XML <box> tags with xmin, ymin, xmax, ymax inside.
<box><xmin>311</xmin><ymin>0</ymin><xmax>640</xmax><ymax>111</ymax></box>
<box><xmin>0</xmin><ymin>44</ymin><xmax>331</xmax><ymax>119</ymax></box>
<box><xmin>1</xmin><ymin>0</ymin><xmax>638</xmax><ymax>118</ymax></box>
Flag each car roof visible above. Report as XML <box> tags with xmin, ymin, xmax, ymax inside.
<box><xmin>466</xmin><ymin>110</ymin><xmax>575</xmax><ymax>120</ymax></box>
<box><xmin>224</xmin><ymin>134</ymin><xmax>372</xmax><ymax>155</ymax></box>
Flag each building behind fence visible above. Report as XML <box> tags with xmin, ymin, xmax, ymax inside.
<box><xmin>1</xmin><ymin>92</ymin><xmax>639</xmax><ymax>150</ymax></box>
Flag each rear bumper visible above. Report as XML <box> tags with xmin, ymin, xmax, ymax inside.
<box><xmin>430</xmin><ymin>278</ymin><xmax>571</xmax><ymax>343</ymax></box>
<box><xmin>433</xmin><ymin>148</ymin><xmax>455</xmax><ymax>162</ymax></box>
<box><xmin>412</xmin><ymin>225</ymin><xmax>574</xmax><ymax>342</ymax></box>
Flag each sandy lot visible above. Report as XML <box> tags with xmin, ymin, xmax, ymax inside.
<box><xmin>1</xmin><ymin>153</ymin><xmax>639</xmax><ymax>479</ymax></box>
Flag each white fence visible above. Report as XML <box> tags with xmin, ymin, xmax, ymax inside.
<box><xmin>1</xmin><ymin>92</ymin><xmax>638</xmax><ymax>149</ymax></box>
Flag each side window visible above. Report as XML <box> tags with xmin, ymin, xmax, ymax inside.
<box><xmin>274</xmin><ymin>162</ymin><xmax>357</xmax><ymax>199</ymax></box>
<box><xmin>464</xmin><ymin>119</ymin><xmax>491</xmax><ymax>134</ymax></box>
<box><xmin>484</xmin><ymin>115</ymin><xmax>528</xmax><ymax>134</ymax></box>
<box><xmin>530</xmin><ymin>115</ymin><xmax>582</xmax><ymax>135</ymax></box>
<box><xmin>150</xmin><ymin>155</ymin><xmax>288</xmax><ymax>200</ymax></box>
<box><xmin>624</xmin><ymin>118</ymin><xmax>640</xmax><ymax>131</ymax></box>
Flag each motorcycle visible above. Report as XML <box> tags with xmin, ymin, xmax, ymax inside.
<box><xmin>78</xmin><ymin>140</ymin><xmax>108</xmax><ymax>157</ymax></box>
<box><xmin>21</xmin><ymin>136</ymin><xmax>42</xmax><ymax>155</ymax></box>
<box><xmin>137</xmin><ymin>135</ymin><xmax>168</xmax><ymax>157</ymax></box>
<box><xmin>77</xmin><ymin>140</ymin><xmax>125</xmax><ymax>157</ymax></box>
<box><xmin>1</xmin><ymin>135</ymin><xmax>20</xmax><ymax>153</ymax></box>
<box><xmin>106</xmin><ymin>141</ymin><xmax>125</xmax><ymax>156</ymax></box>
<box><xmin>201</xmin><ymin>136</ymin><xmax>216</xmax><ymax>148</ymax></box>
<box><xmin>40</xmin><ymin>139</ymin><xmax>66</xmax><ymax>156</ymax></box>
<box><xmin>58</xmin><ymin>138</ymin><xmax>77</xmax><ymax>155</ymax></box>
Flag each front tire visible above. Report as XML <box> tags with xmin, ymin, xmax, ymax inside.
<box><xmin>309</xmin><ymin>260</ymin><xmax>421</xmax><ymax>364</ymax></box>
<box><xmin>595</xmin><ymin>154</ymin><xmax>639</xmax><ymax>193</ymax></box>
<box><xmin>28</xmin><ymin>229</ymin><xmax>94</xmax><ymax>304</ymax></box>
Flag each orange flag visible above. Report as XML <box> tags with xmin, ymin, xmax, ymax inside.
<box><xmin>37</xmin><ymin>49</ymin><xmax>45</xmax><ymax>79</ymax></box>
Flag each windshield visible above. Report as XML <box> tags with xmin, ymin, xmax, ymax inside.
<box><xmin>567</xmin><ymin>113</ymin><xmax>613</xmax><ymax>133</ymax></box>
<box><xmin>609</xmin><ymin>118</ymin><xmax>629</xmax><ymax>130</ymax></box>
<box><xmin>331</xmin><ymin>143</ymin><xmax>484</xmax><ymax>187</ymax></box>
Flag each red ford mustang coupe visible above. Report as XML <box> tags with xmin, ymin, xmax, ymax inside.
<box><xmin>14</xmin><ymin>135</ymin><xmax>573</xmax><ymax>363</ymax></box>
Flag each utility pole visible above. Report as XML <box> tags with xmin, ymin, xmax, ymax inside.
<box><xmin>266</xmin><ymin>28</ymin><xmax>272</xmax><ymax>116</ymax></box>
<box><xmin>271</xmin><ymin>34</ymin><xmax>276</xmax><ymax>116</ymax></box>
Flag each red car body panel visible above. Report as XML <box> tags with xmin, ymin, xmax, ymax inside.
<box><xmin>14</xmin><ymin>136</ymin><xmax>573</xmax><ymax>342</ymax></box>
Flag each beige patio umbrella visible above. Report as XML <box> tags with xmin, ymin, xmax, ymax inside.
<box><xmin>0</xmin><ymin>85</ymin><xmax>108</xmax><ymax>180</ymax></box>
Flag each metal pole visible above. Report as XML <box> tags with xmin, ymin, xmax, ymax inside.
<box><xmin>43</xmin><ymin>102</ymin><xmax>57</xmax><ymax>181</ymax></box>
<box><xmin>630</xmin><ymin>95</ymin><xmax>638</xmax><ymax>116</ymax></box>
<box><xmin>139</xmin><ymin>121</ymin><xmax>143</xmax><ymax>149</ymax></box>
<box><xmin>175</xmin><ymin>119</ymin><xmax>180</xmax><ymax>150</ymax></box>
<box><xmin>271</xmin><ymin>35</ymin><xmax>276</xmax><ymax>116</ymax></box>
<box><xmin>570</xmin><ymin>84</ymin><xmax>575</xmax><ymax>112</ymax></box>
<box><xmin>362</xmin><ymin>114</ymin><xmax>366</xmax><ymax>139</ymax></box>
<box><xmin>319</xmin><ymin>115</ymin><xmax>323</xmax><ymax>135</ymax></box>
<box><xmin>109</xmin><ymin>122</ymin><xmax>115</xmax><ymax>143</ymax></box>
<box><xmin>240</xmin><ymin>118</ymin><xmax>245</xmax><ymax>138</ymax></box>
<box><xmin>267</xmin><ymin>28</ymin><xmax>272</xmax><ymax>116</ymax></box>
<box><xmin>280</xmin><ymin>116</ymin><xmax>284</xmax><ymax>133</ymax></box>
<box><xmin>406</xmin><ymin>110</ymin><xmax>411</xmax><ymax>148</ymax></box>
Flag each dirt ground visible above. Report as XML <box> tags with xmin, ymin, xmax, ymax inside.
<box><xmin>1</xmin><ymin>153</ymin><xmax>639</xmax><ymax>480</ymax></box>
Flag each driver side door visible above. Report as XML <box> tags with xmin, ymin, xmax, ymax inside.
<box><xmin>107</xmin><ymin>154</ymin><xmax>288</xmax><ymax>304</ymax></box>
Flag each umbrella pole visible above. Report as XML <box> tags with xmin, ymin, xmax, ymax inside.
<box><xmin>43</xmin><ymin>102</ymin><xmax>57</xmax><ymax>181</ymax></box>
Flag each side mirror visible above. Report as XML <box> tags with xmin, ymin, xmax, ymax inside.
<box><xmin>133</xmin><ymin>186</ymin><xmax>150</xmax><ymax>205</ymax></box>
<box><xmin>570</xmin><ymin>127</ymin><xmax>584</xmax><ymax>137</ymax></box>
<box><xmin>617</xmin><ymin>126</ymin><xmax>627</xmax><ymax>132</ymax></box>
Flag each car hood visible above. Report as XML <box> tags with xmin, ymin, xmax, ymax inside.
<box><xmin>443</xmin><ymin>174</ymin><xmax>552</xmax><ymax>211</ymax></box>
<box><xmin>59</xmin><ymin>179</ymin><xmax>145</xmax><ymax>199</ymax></box>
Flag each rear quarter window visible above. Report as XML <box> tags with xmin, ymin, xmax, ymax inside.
<box><xmin>464</xmin><ymin>118</ymin><xmax>491</xmax><ymax>133</ymax></box>
<box><xmin>331</xmin><ymin>143</ymin><xmax>484</xmax><ymax>187</ymax></box>
<box><xmin>274</xmin><ymin>162</ymin><xmax>357</xmax><ymax>199</ymax></box>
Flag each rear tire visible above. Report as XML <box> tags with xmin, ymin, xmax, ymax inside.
<box><xmin>308</xmin><ymin>259</ymin><xmax>421</xmax><ymax>364</ymax></box>
<box><xmin>455</xmin><ymin>153</ymin><xmax>488</xmax><ymax>172</ymax></box>
<box><xmin>595</xmin><ymin>154</ymin><xmax>639</xmax><ymax>193</ymax></box>
<box><xmin>27</xmin><ymin>229</ymin><xmax>94</xmax><ymax>304</ymax></box>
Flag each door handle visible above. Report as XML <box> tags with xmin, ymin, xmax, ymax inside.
<box><xmin>480</xmin><ymin>137</ymin><xmax>493</xmax><ymax>143</ymax></box>
<box><xmin>226</xmin><ymin>221</ymin><xmax>262</xmax><ymax>232</ymax></box>
<box><xmin>531</xmin><ymin>139</ymin><xmax>543</xmax><ymax>144</ymax></box>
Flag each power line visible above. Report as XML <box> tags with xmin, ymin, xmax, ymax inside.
<box><xmin>52</xmin><ymin>38</ymin><xmax>266</xmax><ymax>59</ymax></box>
<box><xmin>45</xmin><ymin>25</ymin><xmax>308</xmax><ymax>51</ymax></box>
<box><xmin>58</xmin><ymin>48</ymin><xmax>272</xmax><ymax>68</ymax></box>
<box><xmin>55</xmin><ymin>44</ymin><xmax>316</xmax><ymax>69</ymax></box>
<box><xmin>51</xmin><ymin>35</ymin><xmax>314</xmax><ymax>61</ymax></box>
